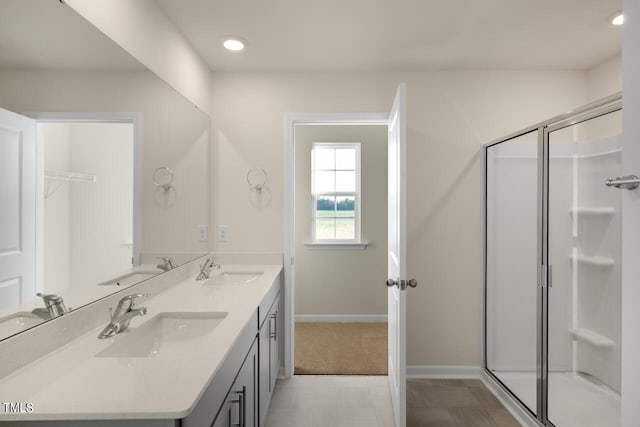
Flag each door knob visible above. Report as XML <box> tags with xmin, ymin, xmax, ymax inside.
<box><xmin>386</xmin><ymin>278</ymin><xmax>417</xmax><ymax>290</ymax></box>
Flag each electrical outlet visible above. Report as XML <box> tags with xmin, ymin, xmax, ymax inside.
<box><xmin>218</xmin><ymin>225</ymin><xmax>229</xmax><ymax>242</ymax></box>
<box><xmin>196</xmin><ymin>225</ymin><xmax>208</xmax><ymax>242</ymax></box>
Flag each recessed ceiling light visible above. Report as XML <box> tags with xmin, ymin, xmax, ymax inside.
<box><xmin>223</xmin><ymin>38</ymin><xmax>245</xmax><ymax>52</ymax></box>
<box><xmin>611</xmin><ymin>13</ymin><xmax>624</xmax><ymax>26</ymax></box>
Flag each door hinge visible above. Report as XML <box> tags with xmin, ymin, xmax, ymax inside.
<box><xmin>541</xmin><ymin>264</ymin><xmax>552</xmax><ymax>288</ymax></box>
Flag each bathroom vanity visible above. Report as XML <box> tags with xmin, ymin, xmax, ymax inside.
<box><xmin>0</xmin><ymin>257</ymin><xmax>282</xmax><ymax>427</ymax></box>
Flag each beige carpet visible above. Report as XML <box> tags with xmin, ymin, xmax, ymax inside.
<box><xmin>294</xmin><ymin>322</ymin><xmax>388</xmax><ymax>375</ymax></box>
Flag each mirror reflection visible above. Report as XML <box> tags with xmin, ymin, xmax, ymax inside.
<box><xmin>0</xmin><ymin>0</ymin><xmax>210</xmax><ymax>340</ymax></box>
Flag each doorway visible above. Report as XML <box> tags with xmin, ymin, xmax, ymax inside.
<box><xmin>31</xmin><ymin>112</ymin><xmax>141</xmax><ymax>296</ymax></box>
<box><xmin>282</xmin><ymin>85</ymin><xmax>408</xmax><ymax>427</ymax></box>
<box><xmin>282</xmin><ymin>112</ymin><xmax>390</xmax><ymax>378</ymax></box>
<box><xmin>292</xmin><ymin>123</ymin><xmax>388</xmax><ymax>375</ymax></box>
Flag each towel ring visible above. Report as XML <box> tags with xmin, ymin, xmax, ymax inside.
<box><xmin>153</xmin><ymin>167</ymin><xmax>174</xmax><ymax>191</ymax></box>
<box><xmin>247</xmin><ymin>168</ymin><xmax>267</xmax><ymax>191</ymax></box>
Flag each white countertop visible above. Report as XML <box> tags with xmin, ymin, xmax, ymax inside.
<box><xmin>0</xmin><ymin>264</ymin><xmax>282</xmax><ymax>421</ymax></box>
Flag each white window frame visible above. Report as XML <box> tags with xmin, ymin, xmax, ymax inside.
<box><xmin>310</xmin><ymin>142</ymin><xmax>362</xmax><ymax>244</ymax></box>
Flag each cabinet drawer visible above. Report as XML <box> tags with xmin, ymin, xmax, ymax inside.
<box><xmin>257</xmin><ymin>273</ymin><xmax>281</xmax><ymax>329</ymax></box>
<box><xmin>182</xmin><ymin>311</ymin><xmax>257</xmax><ymax>427</ymax></box>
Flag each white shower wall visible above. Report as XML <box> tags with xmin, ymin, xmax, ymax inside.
<box><xmin>486</xmin><ymin>137</ymin><xmax>540</xmax><ymax>374</ymax></box>
<box><xmin>549</xmin><ymin>126</ymin><xmax>622</xmax><ymax>393</ymax></box>
<box><xmin>487</xmin><ymin>126</ymin><xmax>622</xmax><ymax>393</ymax></box>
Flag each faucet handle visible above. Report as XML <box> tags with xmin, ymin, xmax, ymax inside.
<box><xmin>201</xmin><ymin>257</ymin><xmax>215</xmax><ymax>269</ymax></box>
<box><xmin>114</xmin><ymin>293</ymin><xmax>149</xmax><ymax>314</ymax></box>
<box><xmin>123</xmin><ymin>293</ymin><xmax>149</xmax><ymax>303</ymax></box>
<box><xmin>156</xmin><ymin>256</ymin><xmax>176</xmax><ymax>271</ymax></box>
<box><xmin>36</xmin><ymin>292</ymin><xmax>63</xmax><ymax>307</ymax></box>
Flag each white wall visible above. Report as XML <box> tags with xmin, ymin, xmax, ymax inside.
<box><xmin>66</xmin><ymin>0</ymin><xmax>212</xmax><ymax>114</ymax></box>
<box><xmin>587</xmin><ymin>53</ymin><xmax>622</xmax><ymax>102</ymax></box>
<box><xmin>211</xmin><ymin>70</ymin><xmax>587</xmax><ymax>365</ymax></box>
<box><xmin>621</xmin><ymin>0</ymin><xmax>640</xmax><ymax>424</ymax></box>
<box><xmin>67</xmin><ymin>123</ymin><xmax>133</xmax><ymax>287</ymax></box>
<box><xmin>42</xmin><ymin>123</ymin><xmax>70</xmax><ymax>294</ymax></box>
<box><xmin>41</xmin><ymin>122</ymin><xmax>134</xmax><ymax>292</ymax></box>
<box><xmin>0</xmin><ymin>69</ymin><xmax>210</xmax><ymax>259</ymax></box>
<box><xmin>294</xmin><ymin>125</ymin><xmax>387</xmax><ymax>316</ymax></box>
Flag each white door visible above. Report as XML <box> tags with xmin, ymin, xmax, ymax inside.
<box><xmin>0</xmin><ymin>108</ymin><xmax>37</xmax><ymax>309</ymax></box>
<box><xmin>387</xmin><ymin>83</ymin><xmax>413</xmax><ymax>427</ymax></box>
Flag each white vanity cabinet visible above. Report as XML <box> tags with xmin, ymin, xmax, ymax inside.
<box><xmin>257</xmin><ymin>291</ymin><xmax>280</xmax><ymax>427</ymax></box>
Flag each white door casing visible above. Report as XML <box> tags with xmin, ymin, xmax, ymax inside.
<box><xmin>387</xmin><ymin>83</ymin><xmax>407</xmax><ymax>427</ymax></box>
<box><xmin>282</xmin><ymin>112</ymin><xmax>388</xmax><ymax>378</ymax></box>
<box><xmin>0</xmin><ymin>108</ymin><xmax>37</xmax><ymax>309</ymax></box>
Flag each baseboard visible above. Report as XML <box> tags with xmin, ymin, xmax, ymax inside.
<box><xmin>295</xmin><ymin>314</ymin><xmax>387</xmax><ymax>323</ymax></box>
<box><xmin>406</xmin><ymin>365</ymin><xmax>482</xmax><ymax>379</ymax></box>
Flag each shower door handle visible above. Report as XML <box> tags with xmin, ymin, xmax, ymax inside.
<box><xmin>605</xmin><ymin>174</ymin><xmax>640</xmax><ymax>190</ymax></box>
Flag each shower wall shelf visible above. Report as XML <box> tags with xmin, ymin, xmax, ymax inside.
<box><xmin>568</xmin><ymin>328</ymin><xmax>615</xmax><ymax>349</ymax></box>
<box><xmin>569</xmin><ymin>207</ymin><xmax>615</xmax><ymax>217</ymax></box>
<box><xmin>569</xmin><ymin>254</ymin><xmax>615</xmax><ymax>268</ymax></box>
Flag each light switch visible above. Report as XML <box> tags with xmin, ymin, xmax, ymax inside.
<box><xmin>218</xmin><ymin>225</ymin><xmax>229</xmax><ymax>241</ymax></box>
<box><xmin>196</xmin><ymin>225</ymin><xmax>208</xmax><ymax>242</ymax></box>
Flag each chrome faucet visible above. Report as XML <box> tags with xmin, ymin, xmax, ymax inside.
<box><xmin>32</xmin><ymin>293</ymin><xmax>69</xmax><ymax>320</ymax></box>
<box><xmin>98</xmin><ymin>294</ymin><xmax>148</xmax><ymax>339</ymax></box>
<box><xmin>196</xmin><ymin>257</ymin><xmax>220</xmax><ymax>280</ymax></box>
<box><xmin>156</xmin><ymin>257</ymin><xmax>177</xmax><ymax>272</ymax></box>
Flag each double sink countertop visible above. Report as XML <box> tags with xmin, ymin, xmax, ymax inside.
<box><xmin>0</xmin><ymin>264</ymin><xmax>282</xmax><ymax>421</ymax></box>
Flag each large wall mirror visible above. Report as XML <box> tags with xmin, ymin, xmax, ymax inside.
<box><xmin>0</xmin><ymin>0</ymin><xmax>210</xmax><ymax>341</ymax></box>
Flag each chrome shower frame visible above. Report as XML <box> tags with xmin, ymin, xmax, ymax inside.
<box><xmin>482</xmin><ymin>92</ymin><xmax>622</xmax><ymax>427</ymax></box>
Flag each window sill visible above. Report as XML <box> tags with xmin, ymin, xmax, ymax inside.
<box><xmin>304</xmin><ymin>241</ymin><xmax>368</xmax><ymax>250</ymax></box>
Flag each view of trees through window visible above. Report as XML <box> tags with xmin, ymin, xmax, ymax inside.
<box><xmin>312</xmin><ymin>143</ymin><xmax>360</xmax><ymax>240</ymax></box>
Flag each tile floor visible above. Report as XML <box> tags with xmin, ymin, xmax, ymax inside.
<box><xmin>265</xmin><ymin>375</ymin><xmax>395</xmax><ymax>427</ymax></box>
<box><xmin>407</xmin><ymin>379</ymin><xmax>521</xmax><ymax>427</ymax></box>
<box><xmin>265</xmin><ymin>376</ymin><xmax>522</xmax><ymax>427</ymax></box>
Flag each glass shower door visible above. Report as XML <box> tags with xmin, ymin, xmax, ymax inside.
<box><xmin>546</xmin><ymin>108</ymin><xmax>622</xmax><ymax>427</ymax></box>
<box><xmin>485</xmin><ymin>129</ymin><xmax>539</xmax><ymax>417</ymax></box>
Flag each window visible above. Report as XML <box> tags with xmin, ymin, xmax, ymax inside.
<box><xmin>311</xmin><ymin>143</ymin><xmax>361</xmax><ymax>242</ymax></box>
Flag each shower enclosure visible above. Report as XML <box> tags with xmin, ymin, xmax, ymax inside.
<box><xmin>484</xmin><ymin>94</ymin><xmax>622</xmax><ymax>427</ymax></box>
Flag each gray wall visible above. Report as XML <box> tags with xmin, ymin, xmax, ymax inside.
<box><xmin>294</xmin><ymin>125</ymin><xmax>387</xmax><ymax>316</ymax></box>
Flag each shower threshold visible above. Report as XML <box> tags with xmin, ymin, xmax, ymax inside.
<box><xmin>493</xmin><ymin>371</ymin><xmax>620</xmax><ymax>427</ymax></box>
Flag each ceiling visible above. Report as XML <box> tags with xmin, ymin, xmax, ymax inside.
<box><xmin>0</xmin><ymin>0</ymin><xmax>142</xmax><ymax>70</ymax></box>
<box><xmin>157</xmin><ymin>0</ymin><xmax>622</xmax><ymax>71</ymax></box>
<box><xmin>0</xmin><ymin>0</ymin><xmax>622</xmax><ymax>72</ymax></box>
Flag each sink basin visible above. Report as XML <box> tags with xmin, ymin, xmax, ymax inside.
<box><xmin>97</xmin><ymin>270</ymin><xmax>160</xmax><ymax>287</ymax></box>
<box><xmin>96</xmin><ymin>312</ymin><xmax>227</xmax><ymax>358</ymax></box>
<box><xmin>0</xmin><ymin>312</ymin><xmax>44</xmax><ymax>337</ymax></box>
<box><xmin>209</xmin><ymin>271</ymin><xmax>263</xmax><ymax>285</ymax></box>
